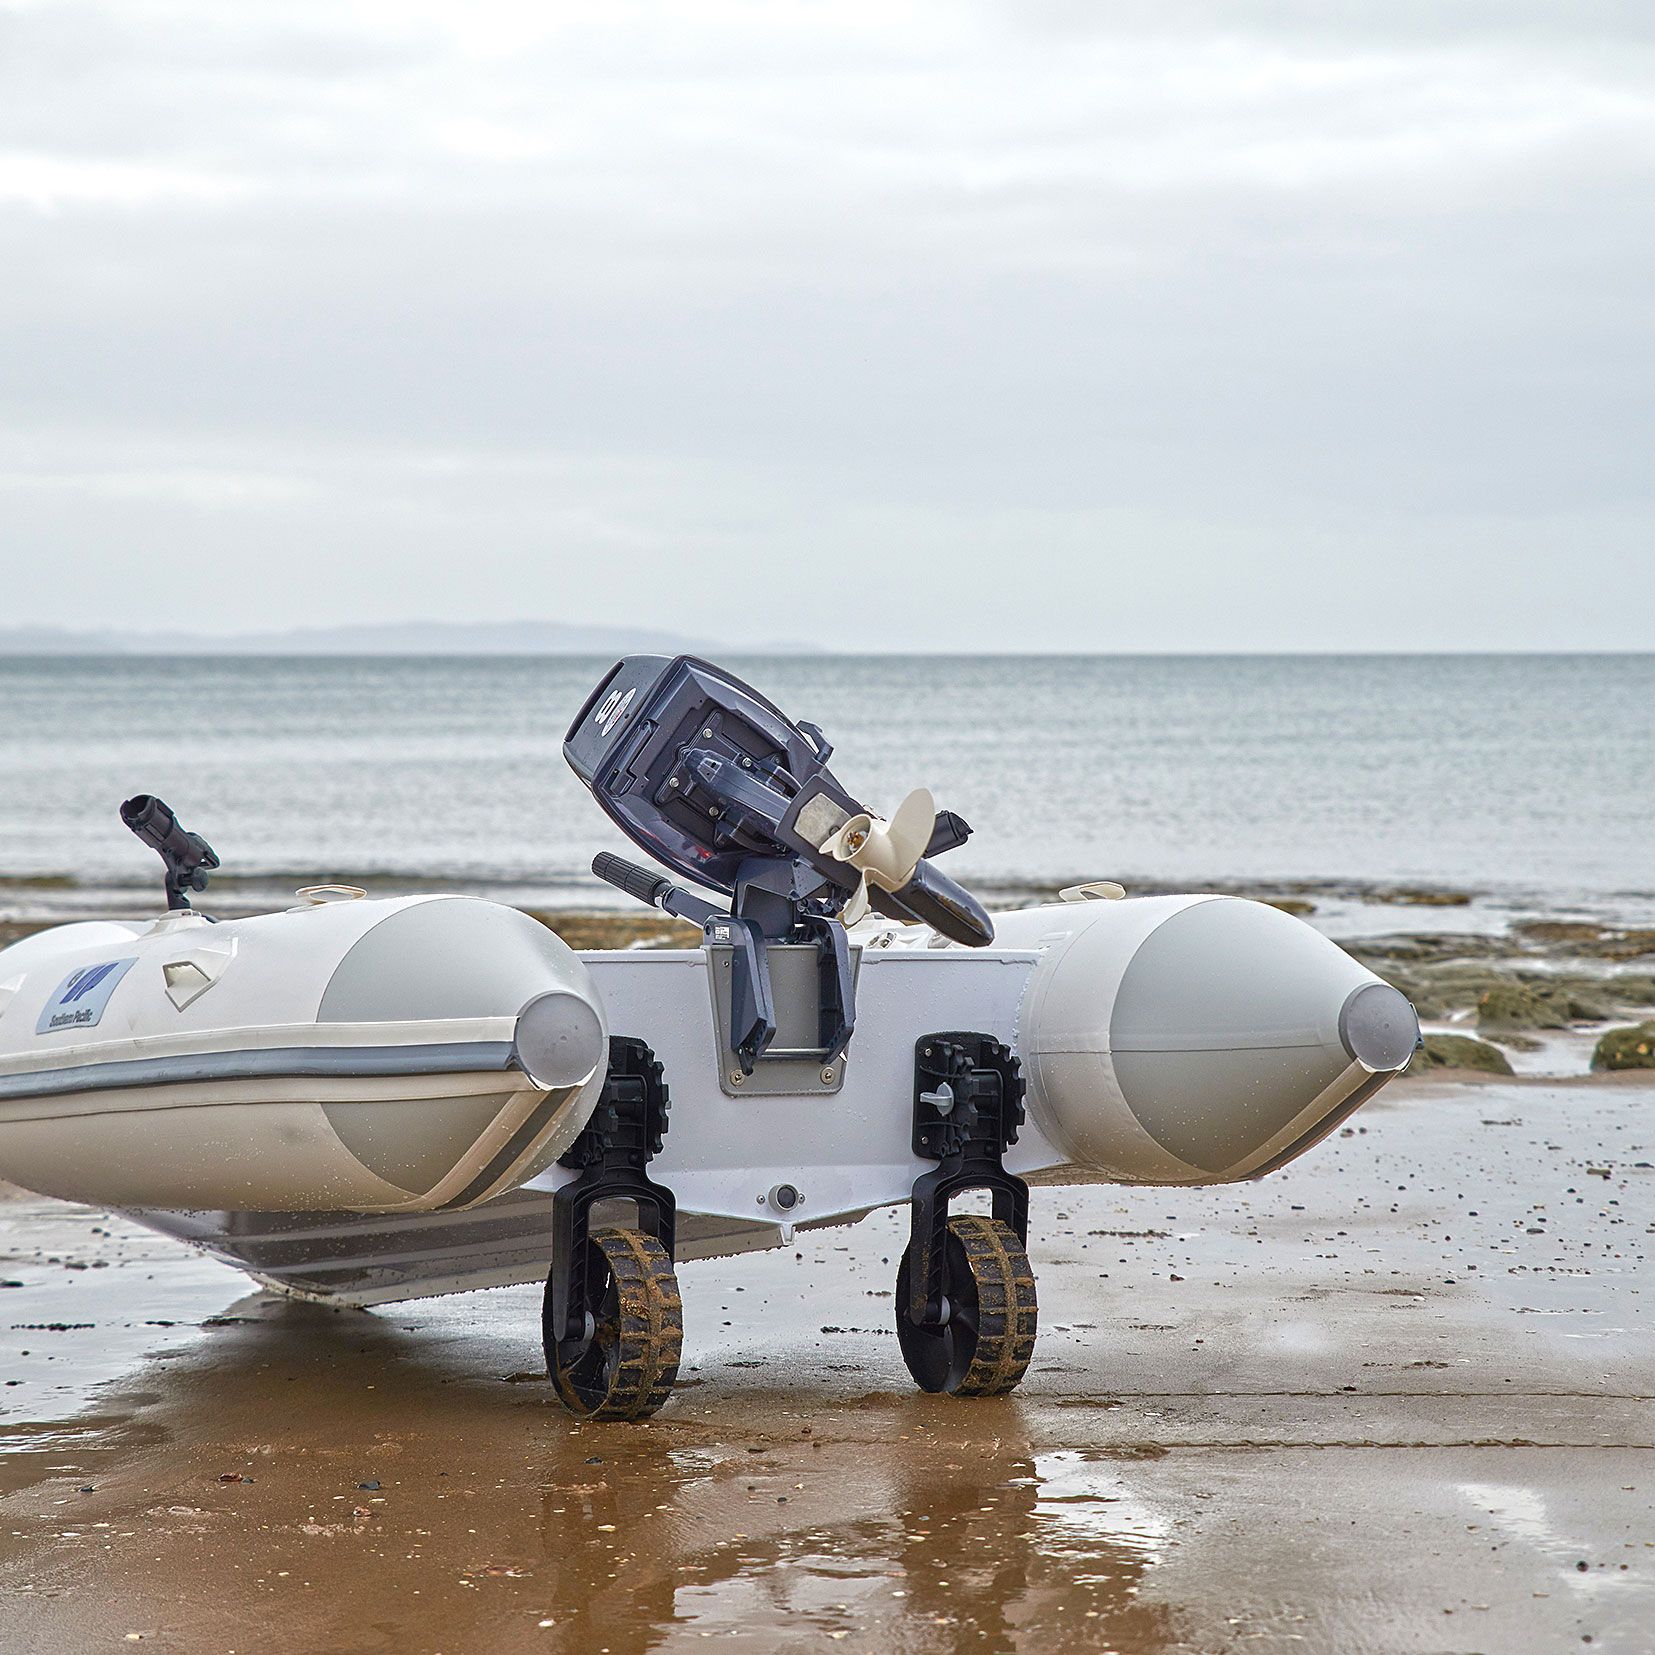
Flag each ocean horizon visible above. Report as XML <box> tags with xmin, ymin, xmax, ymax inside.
<box><xmin>3</xmin><ymin>651</ymin><xmax>1652</xmax><ymax>926</ymax></box>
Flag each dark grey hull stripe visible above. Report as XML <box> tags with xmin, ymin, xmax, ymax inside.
<box><xmin>1244</xmin><ymin>1070</ymin><xmax>1392</xmax><ymax>1181</ymax></box>
<box><xmin>436</xmin><ymin>1088</ymin><xmax>570</xmax><ymax>1212</ymax></box>
<box><xmin>0</xmin><ymin>1041</ymin><xmax>520</xmax><ymax>1104</ymax></box>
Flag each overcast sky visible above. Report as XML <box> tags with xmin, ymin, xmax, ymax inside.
<box><xmin>2</xmin><ymin>2</ymin><xmax>1652</xmax><ymax>651</ymax></box>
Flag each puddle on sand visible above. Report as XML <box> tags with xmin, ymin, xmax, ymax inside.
<box><xmin>533</xmin><ymin>1429</ymin><xmax>1183</xmax><ymax>1651</ymax></box>
<box><xmin>0</xmin><ymin>1190</ymin><xmax>251</xmax><ymax>1499</ymax></box>
<box><xmin>1</xmin><ymin>1276</ymin><xmax>1191</xmax><ymax>1655</ymax></box>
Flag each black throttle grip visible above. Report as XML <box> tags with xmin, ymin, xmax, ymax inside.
<box><xmin>592</xmin><ymin>852</ymin><xmax>671</xmax><ymax>909</ymax></box>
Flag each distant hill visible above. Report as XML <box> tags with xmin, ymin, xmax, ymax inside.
<box><xmin>0</xmin><ymin>620</ymin><xmax>805</xmax><ymax>656</ymax></box>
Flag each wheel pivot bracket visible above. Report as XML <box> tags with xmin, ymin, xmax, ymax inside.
<box><xmin>549</xmin><ymin>1036</ymin><xmax>675</xmax><ymax>1354</ymax></box>
<box><xmin>907</xmin><ymin>1031</ymin><xmax>1029</xmax><ymax>1327</ymax></box>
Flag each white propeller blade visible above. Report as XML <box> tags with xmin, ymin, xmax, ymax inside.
<box><xmin>819</xmin><ymin>787</ymin><xmax>935</xmax><ymax>926</ymax></box>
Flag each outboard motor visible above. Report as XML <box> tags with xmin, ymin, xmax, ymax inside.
<box><xmin>565</xmin><ymin>654</ymin><xmax>993</xmax><ymax>1071</ymax></box>
<box><xmin>565</xmin><ymin>655</ymin><xmax>992</xmax><ymax>945</ymax></box>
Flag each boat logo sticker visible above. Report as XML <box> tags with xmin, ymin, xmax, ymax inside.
<box><xmin>36</xmin><ymin>958</ymin><xmax>138</xmax><ymax>1035</ymax></box>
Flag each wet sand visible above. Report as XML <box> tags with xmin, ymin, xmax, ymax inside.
<box><xmin>0</xmin><ymin>1072</ymin><xmax>1652</xmax><ymax>1652</ymax></box>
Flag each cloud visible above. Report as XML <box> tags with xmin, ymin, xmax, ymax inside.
<box><xmin>0</xmin><ymin>1</ymin><xmax>1651</xmax><ymax>646</ymax></box>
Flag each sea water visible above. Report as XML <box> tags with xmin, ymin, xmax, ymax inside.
<box><xmin>0</xmin><ymin>654</ymin><xmax>1650</xmax><ymax>917</ymax></box>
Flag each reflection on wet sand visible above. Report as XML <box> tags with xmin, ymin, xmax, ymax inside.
<box><xmin>0</xmin><ymin>1271</ymin><xmax>1186</xmax><ymax>1652</ymax></box>
<box><xmin>532</xmin><ymin>1414</ymin><xmax>1182</xmax><ymax>1650</ymax></box>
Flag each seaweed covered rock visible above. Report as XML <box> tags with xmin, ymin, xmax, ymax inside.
<box><xmin>1407</xmin><ymin>1034</ymin><xmax>1514</xmax><ymax>1076</ymax></box>
<box><xmin>1361</xmin><ymin>969</ymin><xmax>1443</xmax><ymax>1020</ymax></box>
<box><xmin>1476</xmin><ymin>981</ymin><xmax>1571</xmax><ymax>1033</ymax></box>
<box><xmin>1372</xmin><ymin>887</ymin><xmax>1474</xmax><ymax>908</ymax></box>
<box><xmin>1262</xmin><ymin>897</ymin><xmax>1316</xmax><ymax>917</ymax></box>
<box><xmin>1608</xmin><ymin>974</ymin><xmax>1655</xmax><ymax>1007</ymax></box>
<box><xmin>1532</xmin><ymin>980</ymin><xmax>1614</xmax><ymax>1023</ymax></box>
<box><xmin>1355</xmin><ymin>933</ymin><xmax>1506</xmax><ymax>967</ymax></box>
<box><xmin>1591</xmin><ymin>1023</ymin><xmax>1655</xmax><ymax>1071</ymax></box>
<box><xmin>532</xmin><ymin>910</ymin><xmax>699</xmax><ymax>950</ymax></box>
<box><xmin>1514</xmin><ymin>919</ymin><xmax>1608</xmax><ymax>949</ymax></box>
<box><xmin>1592</xmin><ymin>929</ymin><xmax>1655</xmax><ymax>963</ymax></box>
<box><xmin>1511</xmin><ymin>920</ymin><xmax>1655</xmax><ymax>961</ymax></box>
<box><xmin>1409</xmin><ymin>963</ymin><xmax>1519</xmax><ymax>1013</ymax></box>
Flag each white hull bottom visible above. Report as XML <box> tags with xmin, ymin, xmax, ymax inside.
<box><xmin>126</xmin><ymin>1185</ymin><xmax>853</xmax><ymax>1306</ymax></box>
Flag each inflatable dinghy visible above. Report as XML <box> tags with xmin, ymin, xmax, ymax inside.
<box><xmin>0</xmin><ymin>803</ymin><xmax>607</xmax><ymax>1213</ymax></box>
<box><xmin>0</xmin><ymin>659</ymin><xmax>1420</xmax><ymax>1419</ymax></box>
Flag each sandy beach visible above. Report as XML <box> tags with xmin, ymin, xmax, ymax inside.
<box><xmin>0</xmin><ymin>1061</ymin><xmax>1650</xmax><ymax>1653</ymax></box>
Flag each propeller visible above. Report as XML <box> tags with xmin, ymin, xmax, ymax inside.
<box><xmin>818</xmin><ymin>787</ymin><xmax>937</xmax><ymax>926</ymax></box>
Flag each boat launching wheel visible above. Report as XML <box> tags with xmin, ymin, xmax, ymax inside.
<box><xmin>545</xmin><ymin>1037</ymin><xmax>681</xmax><ymax>1421</ymax></box>
<box><xmin>547</xmin><ymin>1226</ymin><xmax>682</xmax><ymax>1420</ymax></box>
<box><xmin>896</xmin><ymin>1213</ymin><xmax>1037</xmax><ymax>1395</ymax></box>
<box><xmin>898</xmin><ymin>1033</ymin><xmax>1037</xmax><ymax>1397</ymax></box>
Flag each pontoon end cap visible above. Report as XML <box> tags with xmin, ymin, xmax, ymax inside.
<box><xmin>513</xmin><ymin>990</ymin><xmax>606</xmax><ymax>1091</ymax></box>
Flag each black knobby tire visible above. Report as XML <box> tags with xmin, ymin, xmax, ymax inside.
<box><xmin>546</xmin><ymin>1226</ymin><xmax>682</xmax><ymax>1420</ymax></box>
<box><xmin>895</xmin><ymin>1213</ymin><xmax>1037</xmax><ymax>1396</ymax></box>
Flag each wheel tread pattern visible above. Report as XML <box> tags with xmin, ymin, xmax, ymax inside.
<box><xmin>947</xmin><ymin>1214</ymin><xmax>1038</xmax><ymax>1397</ymax></box>
<box><xmin>553</xmin><ymin>1227</ymin><xmax>683</xmax><ymax>1421</ymax></box>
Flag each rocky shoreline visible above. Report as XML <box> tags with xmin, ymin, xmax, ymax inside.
<box><xmin>1344</xmin><ymin>919</ymin><xmax>1655</xmax><ymax>1077</ymax></box>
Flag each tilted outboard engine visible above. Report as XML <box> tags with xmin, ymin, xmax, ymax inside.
<box><xmin>565</xmin><ymin>654</ymin><xmax>993</xmax><ymax>1072</ymax></box>
<box><xmin>566</xmin><ymin>654</ymin><xmax>992</xmax><ymax>943</ymax></box>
